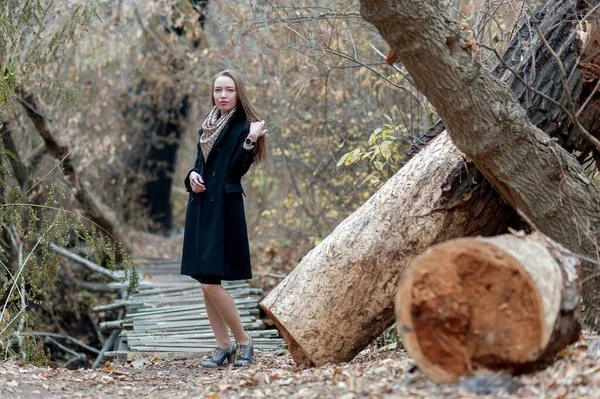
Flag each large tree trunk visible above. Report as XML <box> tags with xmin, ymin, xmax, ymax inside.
<box><xmin>123</xmin><ymin>5</ymin><xmax>206</xmax><ymax>233</ymax></box>
<box><xmin>397</xmin><ymin>233</ymin><xmax>581</xmax><ymax>383</ymax></box>
<box><xmin>261</xmin><ymin>133</ymin><xmax>519</xmax><ymax>366</ymax></box>
<box><xmin>359</xmin><ymin>0</ymin><xmax>600</xmax><ymax>325</ymax></box>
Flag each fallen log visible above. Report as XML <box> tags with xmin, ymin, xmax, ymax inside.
<box><xmin>396</xmin><ymin>233</ymin><xmax>581</xmax><ymax>383</ymax></box>
<box><xmin>260</xmin><ymin>133</ymin><xmax>519</xmax><ymax>366</ymax></box>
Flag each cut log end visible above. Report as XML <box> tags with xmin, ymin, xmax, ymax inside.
<box><xmin>397</xmin><ymin>236</ymin><xmax>580</xmax><ymax>383</ymax></box>
<box><xmin>260</xmin><ymin>303</ymin><xmax>315</xmax><ymax>367</ymax></box>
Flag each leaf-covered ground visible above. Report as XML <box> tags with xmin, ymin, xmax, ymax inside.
<box><xmin>3</xmin><ymin>233</ymin><xmax>598</xmax><ymax>398</ymax></box>
<box><xmin>2</xmin><ymin>335</ymin><xmax>600</xmax><ymax>399</ymax></box>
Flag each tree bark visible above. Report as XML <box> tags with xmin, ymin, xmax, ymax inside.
<box><xmin>359</xmin><ymin>0</ymin><xmax>600</xmax><ymax>325</ymax></box>
<box><xmin>397</xmin><ymin>233</ymin><xmax>581</xmax><ymax>383</ymax></box>
<box><xmin>0</xmin><ymin>122</ymin><xmax>29</xmax><ymax>191</ymax></box>
<box><xmin>261</xmin><ymin>133</ymin><xmax>519</xmax><ymax>366</ymax></box>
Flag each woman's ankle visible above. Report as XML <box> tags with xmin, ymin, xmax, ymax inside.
<box><xmin>217</xmin><ymin>341</ymin><xmax>232</xmax><ymax>350</ymax></box>
<box><xmin>236</xmin><ymin>333</ymin><xmax>250</xmax><ymax>346</ymax></box>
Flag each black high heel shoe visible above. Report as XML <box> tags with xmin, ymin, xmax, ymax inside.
<box><xmin>234</xmin><ymin>336</ymin><xmax>254</xmax><ymax>366</ymax></box>
<box><xmin>202</xmin><ymin>343</ymin><xmax>237</xmax><ymax>368</ymax></box>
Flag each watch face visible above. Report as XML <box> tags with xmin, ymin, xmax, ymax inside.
<box><xmin>245</xmin><ymin>138</ymin><xmax>255</xmax><ymax>145</ymax></box>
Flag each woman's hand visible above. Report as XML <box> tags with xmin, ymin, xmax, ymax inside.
<box><xmin>189</xmin><ymin>171</ymin><xmax>206</xmax><ymax>193</ymax></box>
<box><xmin>248</xmin><ymin>120</ymin><xmax>268</xmax><ymax>142</ymax></box>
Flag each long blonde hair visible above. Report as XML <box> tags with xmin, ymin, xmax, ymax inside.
<box><xmin>211</xmin><ymin>69</ymin><xmax>266</xmax><ymax>164</ymax></box>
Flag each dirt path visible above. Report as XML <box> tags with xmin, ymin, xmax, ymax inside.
<box><xmin>2</xmin><ymin>338</ymin><xmax>600</xmax><ymax>399</ymax></box>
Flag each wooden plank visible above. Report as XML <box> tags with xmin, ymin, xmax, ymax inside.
<box><xmin>123</xmin><ymin>337</ymin><xmax>282</xmax><ymax>344</ymax></box>
<box><xmin>126</xmin><ymin>345</ymin><xmax>282</xmax><ymax>353</ymax></box>
<box><xmin>125</xmin><ymin>316</ymin><xmax>257</xmax><ymax>329</ymax></box>
<box><xmin>125</xmin><ymin>346</ymin><xmax>222</xmax><ymax>353</ymax></box>
<box><xmin>124</xmin><ymin>293</ymin><xmax>259</xmax><ymax>303</ymax></box>
<box><xmin>116</xmin><ymin>318</ymin><xmax>264</xmax><ymax>333</ymax></box>
<box><xmin>124</xmin><ymin>312</ymin><xmax>257</xmax><ymax>324</ymax></box>
<box><xmin>126</xmin><ymin>289</ymin><xmax>262</xmax><ymax>300</ymax></box>
<box><xmin>127</xmin><ymin>321</ymin><xmax>264</xmax><ymax>333</ymax></box>
<box><xmin>101</xmin><ymin>296</ymin><xmax>259</xmax><ymax>312</ymax></box>
<box><xmin>126</xmin><ymin>296</ymin><xmax>259</xmax><ymax>310</ymax></box>
<box><xmin>125</xmin><ymin>307</ymin><xmax>258</xmax><ymax>317</ymax></box>
<box><xmin>127</xmin><ymin>341</ymin><xmax>285</xmax><ymax>347</ymax></box>
<box><xmin>125</xmin><ymin>311</ymin><xmax>261</xmax><ymax>323</ymax></box>
<box><xmin>126</xmin><ymin>305</ymin><xmax>260</xmax><ymax>318</ymax></box>
<box><xmin>127</xmin><ymin>281</ymin><xmax>252</xmax><ymax>293</ymax></box>
<box><xmin>122</xmin><ymin>330</ymin><xmax>281</xmax><ymax>339</ymax></box>
<box><xmin>126</xmin><ymin>339</ymin><xmax>285</xmax><ymax>348</ymax></box>
<box><xmin>127</xmin><ymin>306</ymin><xmax>257</xmax><ymax>317</ymax></box>
<box><xmin>126</xmin><ymin>287</ymin><xmax>259</xmax><ymax>299</ymax></box>
<box><xmin>125</xmin><ymin>301</ymin><xmax>259</xmax><ymax>312</ymax></box>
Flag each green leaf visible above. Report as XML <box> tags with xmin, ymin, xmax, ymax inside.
<box><xmin>368</xmin><ymin>128</ymin><xmax>383</xmax><ymax>145</ymax></box>
<box><xmin>336</xmin><ymin>152</ymin><xmax>349</xmax><ymax>167</ymax></box>
<box><xmin>381</xmin><ymin>142</ymin><xmax>392</xmax><ymax>160</ymax></box>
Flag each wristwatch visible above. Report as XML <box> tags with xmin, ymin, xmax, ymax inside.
<box><xmin>245</xmin><ymin>138</ymin><xmax>256</xmax><ymax>146</ymax></box>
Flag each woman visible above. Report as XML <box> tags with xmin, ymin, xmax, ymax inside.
<box><xmin>181</xmin><ymin>69</ymin><xmax>267</xmax><ymax>367</ymax></box>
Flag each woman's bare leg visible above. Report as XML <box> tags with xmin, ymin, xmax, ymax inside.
<box><xmin>201</xmin><ymin>284</ymin><xmax>249</xmax><ymax>345</ymax></box>
<box><xmin>202</xmin><ymin>285</ymin><xmax>231</xmax><ymax>348</ymax></box>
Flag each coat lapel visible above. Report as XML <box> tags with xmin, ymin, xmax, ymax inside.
<box><xmin>209</xmin><ymin>122</ymin><xmax>229</xmax><ymax>156</ymax></box>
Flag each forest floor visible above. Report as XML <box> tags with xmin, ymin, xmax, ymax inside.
<box><xmin>2</xmin><ymin>232</ymin><xmax>600</xmax><ymax>398</ymax></box>
<box><xmin>1</xmin><ymin>337</ymin><xmax>600</xmax><ymax>399</ymax></box>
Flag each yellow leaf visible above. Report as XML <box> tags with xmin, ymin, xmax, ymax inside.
<box><xmin>336</xmin><ymin>153</ymin><xmax>349</xmax><ymax>167</ymax></box>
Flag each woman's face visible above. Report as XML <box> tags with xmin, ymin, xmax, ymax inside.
<box><xmin>213</xmin><ymin>75</ymin><xmax>238</xmax><ymax>114</ymax></box>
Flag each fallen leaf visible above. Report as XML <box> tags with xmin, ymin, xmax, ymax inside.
<box><xmin>131</xmin><ymin>359</ymin><xmax>146</xmax><ymax>368</ymax></box>
<box><xmin>100</xmin><ymin>375</ymin><xmax>115</xmax><ymax>385</ymax></box>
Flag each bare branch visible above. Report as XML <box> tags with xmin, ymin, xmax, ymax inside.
<box><xmin>50</xmin><ymin>243</ymin><xmax>124</xmax><ymax>281</ymax></box>
<box><xmin>368</xmin><ymin>43</ymin><xmax>412</xmax><ymax>82</ymax></box>
<box><xmin>321</xmin><ymin>46</ymin><xmax>421</xmax><ymax>103</ymax></box>
<box><xmin>22</xmin><ymin>332</ymin><xmax>100</xmax><ymax>354</ymax></box>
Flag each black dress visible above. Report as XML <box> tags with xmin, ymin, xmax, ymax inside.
<box><xmin>180</xmin><ymin>111</ymin><xmax>255</xmax><ymax>281</ymax></box>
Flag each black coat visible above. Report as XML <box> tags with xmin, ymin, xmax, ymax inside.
<box><xmin>180</xmin><ymin>111</ymin><xmax>255</xmax><ymax>280</ymax></box>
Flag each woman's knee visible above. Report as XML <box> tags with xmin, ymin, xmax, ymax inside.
<box><xmin>201</xmin><ymin>283</ymin><xmax>220</xmax><ymax>294</ymax></box>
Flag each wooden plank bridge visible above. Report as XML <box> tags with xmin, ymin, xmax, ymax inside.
<box><xmin>95</xmin><ymin>259</ymin><xmax>286</xmax><ymax>361</ymax></box>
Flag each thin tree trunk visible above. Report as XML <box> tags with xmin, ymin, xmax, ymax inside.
<box><xmin>21</xmin><ymin>94</ymin><xmax>126</xmax><ymax>246</ymax></box>
<box><xmin>0</xmin><ymin>122</ymin><xmax>29</xmax><ymax>191</ymax></box>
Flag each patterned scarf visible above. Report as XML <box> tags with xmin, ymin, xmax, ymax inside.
<box><xmin>200</xmin><ymin>106</ymin><xmax>236</xmax><ymax>161</ymax></box>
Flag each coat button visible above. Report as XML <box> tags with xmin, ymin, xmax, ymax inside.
<box><xmin>212</xmin><ymin>172</ymin><xmax>216</xmax><ymax>177</ymax></box>
<box><xmin>191</xmin><ymin>197</ymin><xmax>194</xmax><ymax>202</ymax></box>
<box><xmin>210</xmin><ymin>197</ymin><xmax>214</xmax><ymax>202</ymax></box>
<box><xmin>216</xmin><ymin>147</ymin><xmax>220</xmax><ymax>151</ymax></box>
